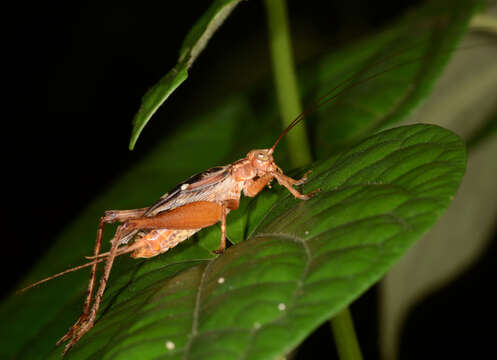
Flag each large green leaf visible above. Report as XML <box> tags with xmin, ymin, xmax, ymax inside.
<box><xmin>13</xmin><ymin>124</ymin><xmax>466</xmax><ymax>359</ymax></box>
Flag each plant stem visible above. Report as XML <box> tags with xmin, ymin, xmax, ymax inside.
<box><xmin>330</xmin><ymin>308</ymin><xmax>364</xmax><ymax>360</ymax></box>
<box><xmin>264</xmin><ymin>1</ymin><xmax>363</xmax><ymax>359</ymax></box>
<box><xmin>470</xmin><ymin>14</ymin><xmax>497</xmax><ymax>35</ymax></box>
<box><xmin>263</xmin><ymin>0</ymin><xmax>311</xmax><ymax>168</ymax></box>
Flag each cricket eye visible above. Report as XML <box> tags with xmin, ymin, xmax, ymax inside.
<box><xmin>257</xmin><ymin>152</ymin><xmax>269</xmax><ymax>161</ymax></box>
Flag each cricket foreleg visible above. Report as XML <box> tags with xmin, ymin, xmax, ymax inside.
<box><xmin>243</xmin><ymin>173</ymin><xmax>274</xmax><ymax>197</ymax></box>
<box><xmin>294</xmin><ymin>170</ymin><xmax>312</xmax><ymax>185</ymax></box>
<box><xmin>272</xmin><ymin>171</ymin><xmax>320</xmax><ymax>200</ymax></box>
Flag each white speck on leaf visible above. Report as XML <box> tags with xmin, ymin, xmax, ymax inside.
<box><xmin>217</xmin><ymin>277</ymin><xmax>225</xmax><ymax>284</ymax></box>
<box><xmin>278</xmin><ymin>303</ymin><xmax>286</xmax><ymax>311</ymax></box>
<box><xmin>165</xmin><ymin>340</ymin><xmax>175</xmax><ymax>350</ymax></box>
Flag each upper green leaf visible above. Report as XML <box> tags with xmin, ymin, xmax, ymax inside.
<box><xmin>129</xmin><ymin>0</ymin><xmax>243</xmax><ymax>150</ymax></box>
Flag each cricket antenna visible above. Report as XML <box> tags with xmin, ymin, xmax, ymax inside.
<box><xmin>269</xmin><ymin>111</ymin><xmax>305</xmax><ymax>154</ymax></box>
<box><xmin>268</xmin><ymin>40</ymin><xmax>443</xmax><ymax>155</ymax></box>
<box><xmin>268</xmin><ymin>61</ymin><xmax>387</xmax><ymax>154</ymax></box>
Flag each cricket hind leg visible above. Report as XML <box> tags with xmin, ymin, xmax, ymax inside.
<box><xmin>58</xmin><ymin>202</ymin><xmax>236</xmax><ymax>354</ymax></box>
<box><xmin>124</xmin><ymin>201</ymin><xmax>235</xmax><ymax>255</ymax></box>
<box><xmin>102</xmin><ymin>207</ymin><xmax>149</xmax><ymax>223</ymax></box>
<box><xmin>57</xmin><ymin>208</ymin><xmax>145</xmax><ymax>354</ymax></box>
<box><xmin>59</xmin><ymin>223</ymin><xmax>127</xmax><ymax>355</ymax></box>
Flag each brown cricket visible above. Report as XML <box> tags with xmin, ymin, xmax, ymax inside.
<box><xmin>20</xmin><ymin>111</ymin><xmax>320</xmax><ymax>355</ymax></box>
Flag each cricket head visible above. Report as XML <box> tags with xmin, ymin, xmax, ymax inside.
<box><xmin>245</xmin><ymin>114</ymin><xmax>304</xmax><ymax>175</ymax></box>
<box><xmin>246</xmin><ymin>148</ymin><xmax>278</xmax><ymax>173</ymax></box>
<box><xmin>245</xmin><ymin>120</ymin><xmax>297</xmax><ymax>175</ymax></box>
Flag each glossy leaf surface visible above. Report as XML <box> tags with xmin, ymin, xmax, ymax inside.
<box><xmin>18</xmin><ymin>124</ymin><xmax>467</xmax><ymax>359</ymax></box>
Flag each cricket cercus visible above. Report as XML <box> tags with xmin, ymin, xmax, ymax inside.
<box><xmin>22</xmin><ymin>114</ymin><xmax>320</xmax><ymax>355</ymax></box>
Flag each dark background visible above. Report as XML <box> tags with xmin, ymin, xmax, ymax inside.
<box><xmin>4</xmin><ymin>1</ymin><xmax>495</xmax><ymax>359</ymax></box>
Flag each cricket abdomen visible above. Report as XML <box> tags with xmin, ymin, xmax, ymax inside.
<box><xmin>131</xmin><ymin>228</ymin><xmax>200</xmax><ymax>258</ymax></box>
